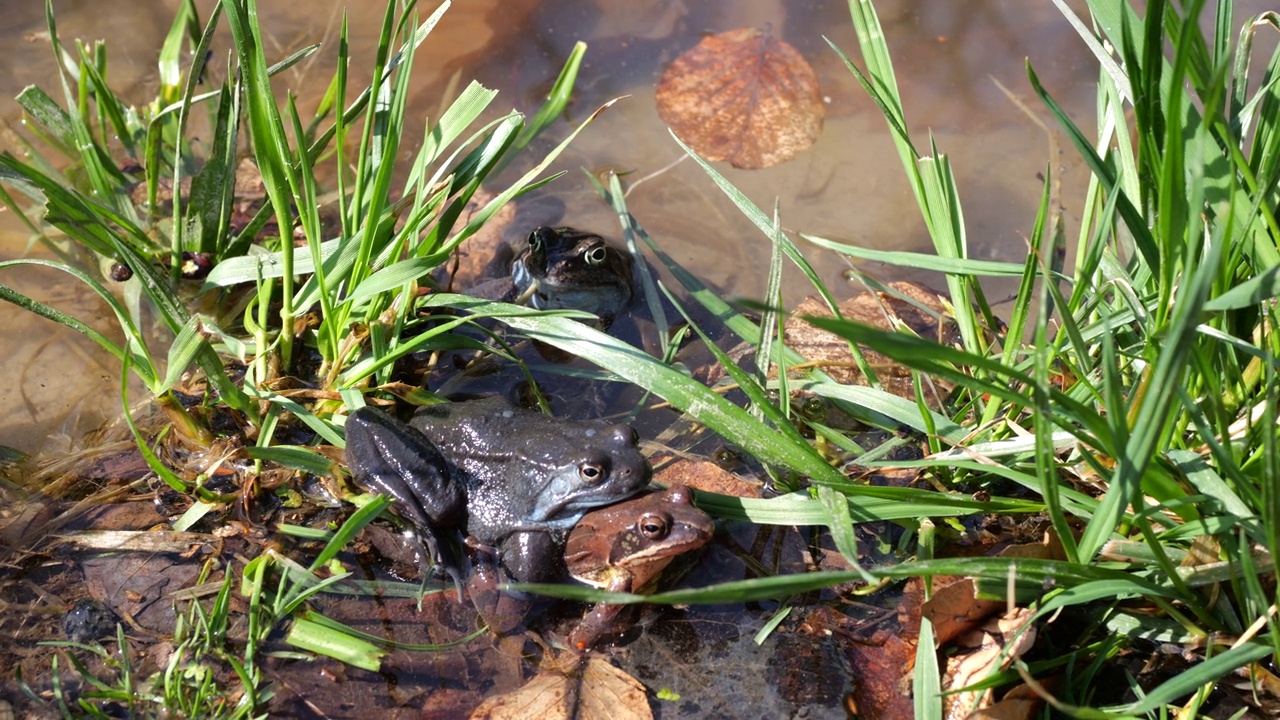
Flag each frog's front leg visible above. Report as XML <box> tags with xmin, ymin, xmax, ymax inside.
<box><xmin>567</xmin><ymin>575</ymin><xmax>633</xmax><ymax>652</ymax></box>
<box><xmin>344</xmin><ymin>407</ymin><xmax>469</xmax><ymax>590</ymax></box>
<box><xmin>466</xmin><ymin>531</ymin><xmax>564</xmax><ymax>635</ymax></box>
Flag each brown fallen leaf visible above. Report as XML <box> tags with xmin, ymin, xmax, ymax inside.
<box><xmin>470</xmin><ymin>655</ymin><xmax>652</xmax><ymax>720</ymax></box>
<box><xmin>942</xmin><ymin>608</ymin><xmax>1037</xmax><ymax>719</ymax></box>
<box><xmin>437</xmin><ymin>187</ymin><xmax>518</xmax><ymax>291</ymax></box>
<box><xmin>653</xmin><ymin>457</ymin><xmax>760</xmax><ymax>498</ymax></box>
<box><xmin>919</xmin><ymin>577</ymin><xmax>1003</xmax><ymax>648</ymax></box>
<box><xmin>576</xmin><ymin>658</ymin><xmax>653</xmax><ymax>720</ymax></box>
<box><xmin>786</xmin><ymin>282</ymin><xmax>957</xmax><ymax>406</ymax></box>
<box><xmin>998</xmin><ymin>529</ymin><xmax>1069</xmax><ymax>563</ymax></box>
<box><xmin>968</xmin><ymin>682</ymin><xmax>1046</xmax><ymax>720</ymax></box>
<box><xmin>656</xmin><ymin>27</ymin><xmax>824</xmax><ymax>169</ymax></box>
<box><xmin>470</xmin><ymin>670</ymin><xmax>570</xmax><ymax>720</ymax></box>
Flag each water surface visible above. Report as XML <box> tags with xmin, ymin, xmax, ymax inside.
<box><xmin>0</xmin><ymin>0</ymin><xmax>1115</xmax><ymax>452</ymax></box>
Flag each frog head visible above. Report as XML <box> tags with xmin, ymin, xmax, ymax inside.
<box><xmin>564</xmin><ymin>484</ymin><xmax>714</xmax><ymax>592</ymax></box>
<box><xmin>522</xmin><ymin>423</ymin><xmax>651</xmax><ymax>523</ymax></box>
<box><xmin>511</xmin><ymin>226</ymin><xmax>634</xmax><ymax>328</ymax></box>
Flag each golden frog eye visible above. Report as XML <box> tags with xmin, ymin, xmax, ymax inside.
<box><xmin>584</xmin><ymin>243</ymin><xmax>608</xmax><ymax>266</ymax></box>
<box><xmin>578</xmin><ymin>462</ymin><xmax>606</xmax><ymax>484</ymax></box>
<box><xmin>529</xmin><ymin>227</ymin><xmax>553</xmax><ymax>254</ymax></box>
<box><xmin>638</xmin><ymin>512</ymin><xmax>671</xmax><ymax>540</ymax></box>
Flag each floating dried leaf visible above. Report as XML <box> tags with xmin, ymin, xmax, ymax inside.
<box><xmin>653</xmin><ymin>458</ymin><xmax>759</xmax><ymax>497</ymax></box>
<box><xmin>577</xmin><ymin>658</ymin><xmax>652</xmax><ymax>720</ymax></box>
<box><xmin>656</xmin><ymin>27</ymin><xmax>823</xmax><ymax>169</ymax></box>
<box><xmin>787</xmin><ymin>281</ymin><xmax>957</xmax><ymax>405</ymax></box>
<box><xmin>470</xmin><ymin>670</ymin><xmax>570</xmax><ymax>720</ymax></box>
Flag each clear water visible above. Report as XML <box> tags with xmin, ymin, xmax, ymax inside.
<box><xmin>0</xmin><ymin>0</ymin><xmax>1189</xmax><ymax>450</ymax></box>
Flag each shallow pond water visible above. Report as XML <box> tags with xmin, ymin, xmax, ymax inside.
<box><xmin>0</xmin><ymin>0</ymin><xmax>1109</xmax><ymax>453</ymax></box>
<box><xmin>1</xmin><ymin>0</ymin><xmax>1260</xmax><ymax>716</ymax></box>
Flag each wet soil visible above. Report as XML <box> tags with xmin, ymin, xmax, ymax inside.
<box><xmin>0</xmin><ymin>438</ymin><xmax>889</xmax><ymax>718</ymax></box>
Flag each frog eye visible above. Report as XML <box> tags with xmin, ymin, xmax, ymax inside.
<box><xmin>578</xmin><ymin>462</ymin><xmax>607</xmax><ymax>484</ymax></box>
<box><xmin>638</xmin><ymin>512</ymin><xmax>671</xmax><ymax>540</ymax></box>
<box><xmin>528</xmin><ymin>227</ymin><xmax>553</xmax><ymax>254</ymax></box>
<box><xmin>584</xmin><ymin>243</ymin><xmax>609</xmax><ymax>266</ymax></box>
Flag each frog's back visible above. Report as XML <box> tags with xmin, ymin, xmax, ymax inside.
<box><xmin>409</xmin><ymin>396</ymin><xmax>526</xmax><ymax>457</ymax></box>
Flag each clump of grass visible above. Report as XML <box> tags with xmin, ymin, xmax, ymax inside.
<box><xmin>0</xmin><ymin>0</ymin><xmax>601</xmax><ymax>478</ymax></box>
<box><xmin>8</xmin><ymin>0</ymin><xmax>1276</xmax><ymax>714</ymax></box>
<box><xmin>526</xmin><ymin>0</ymin><xmax>1280</xmax><ymax>714</ymax></box>
<box><xmin>0</xmin><ymin>0</ymin><xmax>609</xmax><ymax>706</ymax></box>
<box><xmin>736</xmin><ymin>0</ymin><xmax>1280</xmax><ymax>714</ymax></box>
<box><xmin>23</xmin><ymin>560</ymin><xmax>267</xmax><ymax>719</ymax></box>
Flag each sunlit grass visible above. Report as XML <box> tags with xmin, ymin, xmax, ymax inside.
<box><xmin>0</xmin><ymin>0</ymin><xmax>598</xmax><ymax>710</ymax></box>
<box><xmin>772</xmin><ymin>0</ymin><xmax>1280</xmax><ymax>714</ymax></box>
<box><xmin>3</xmin><ymin>0</ymin><xmax>1279</xmax><ymax>714</ymax></box>
<box><xmin>506</xmin><ymin>0</ymin><xmax>1280</xmax><ymax>713</ymax></box>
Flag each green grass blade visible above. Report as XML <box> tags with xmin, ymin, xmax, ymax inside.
<box><xmin>285</xmin><ymin>616</ymin><xmax>384</xmax><ymax>672</ymax></box>
<box><xmin>1110</xmin><ymin>642</ymin><xmax>1271</xmax><ymax>714</ymax></box>
<box><xmin>511</xmin><ymin>41</ymin><xmax>585</xmax><ymax>154</ymax></box>
<box><xmin>0</xmin><ymin>258</ymin><xmax>156</xmax><ymax>387</ymax></box>
<box><xmin>1027</xmin><ymin>63</ymin><xmax>1160</xmax><ymax>273</ymax></box>
<box><xmin>494</xmin><ymin>307</ymin><xmax>848</xmax><ymax>486</ymax></box>
<box><xmin>802</xmin><ymin>234</ymin><xmax>1030</xmax><ymax>277</ymax></box>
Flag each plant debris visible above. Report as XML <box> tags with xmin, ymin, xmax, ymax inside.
<box><xmin>470</xmin><ymin>654</ymin><xmax>652</xmax><ymax>720</ymax></box>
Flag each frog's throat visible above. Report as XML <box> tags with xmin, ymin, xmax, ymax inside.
<box><xmin>528</xmin><ymin>483</ymin><xmax>629</xmax><ymax>524</ymax></box>
<box><xmin>511</xmin><ymin>280</ymin><xmax>538</xmax><ymax>306</ymax></box>
<box><xmin>510</xmin><ymin>260</ymin><xmax>537</xmax><ymax>303</ymax></box>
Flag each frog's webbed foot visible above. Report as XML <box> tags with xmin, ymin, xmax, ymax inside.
<box><xmin>465</xmin><ymin>540</ymin><xmax>523</xmax><ymax>634</ymax></box>
<box><xmin>465</xmin><ymin>535</ymin><xmax>555</xmax><ymax>635</ymax></box>
<box><xmin>402</xmin><ymin>527</ymin><xmax>467</xmax><ymax>600</ymax></box>
<box><xmin>345</xmin><ymin>407</ymin><xmax>470</xmax><ymax>591</ymax></box>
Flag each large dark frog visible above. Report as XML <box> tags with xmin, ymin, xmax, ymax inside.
<box><xmin>563</xmin><ymin>484</ymin><xmax>714</xmax><ymax>650</ymax></box>
<box><xmin>342</xmin><ymin>397</ymin><xmax>652</xmax><ymax>593</ymax></box>
<box><xmin>468</xmin><ymin>226</ymin><xmax>634</xmax><ymax>329</ymax></box>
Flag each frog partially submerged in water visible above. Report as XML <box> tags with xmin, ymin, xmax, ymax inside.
<box><xmin>343</xmin><ymin>397</ymin><xmax>652</xmax><ymax>621</ymax></box>
<box><xmin>512</xmin><ymin>226</ymin><xmax>634</xmax><ymax>329</ymax></box>
<box><xmin>435</xmin><ymin>225</ymin><xmax>646</xmax><ymax>408</ymax></box>
<box><xmin>468</xmin><ymin>226</ymin><xmax>635</xmax><ymax>329</ymax></box>
<box><xmin>564</xmin><ymin>484</ymin><xmax>714</xmax><ymax>650</ymax></box>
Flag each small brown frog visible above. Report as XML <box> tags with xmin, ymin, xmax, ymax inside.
<box><xmin>563</xmin><ymin>484</ymin><xmax>713</xmax><ymax>650</ymax></box>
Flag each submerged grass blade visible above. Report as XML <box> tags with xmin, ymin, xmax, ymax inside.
<box><xmin>285</xmin><ymin>616</ymin><xmax>384</xmax><ymax>672</ymax></box>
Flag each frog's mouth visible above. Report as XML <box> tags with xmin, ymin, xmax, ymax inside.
<box><xmin>511</xmin><ymin>262</ymin><xmax>579</xmax><ymax>298</ymax></box>
<box><xmin>509</xmin><ymin>263</ymin><xmax>555</xmax><ymax>311</ymax></box>
<box><xmin>528</xmin><ymin>468</ymin><xmax>650</xmax><ymax>525</ymax></box>
<box><xmin>529</xmin><ymin>490</ymin><xmax>624</xmax><ymax>526</ymax></box>
<box><xmin>509</xmin><ymin>265</ymin><xmax>540</xmax><ymax>303</ymax></box>
<box><xmin>510</xmin><ymin>258</ymin><xmax>538</xmax><ymax>294</ymax></box>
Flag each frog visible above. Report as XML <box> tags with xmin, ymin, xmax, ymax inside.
<box><xmin>510</xmin><ymin>226</ymin><xmax>634</xmax><ymax>329</ymax></box>
<box><xmin>562</xmin><ymin>483</ymin><xmax>714</xmax><ymax>650</ymax></box>
<box><xmin>435</xmin><ymin>225</ymin><xmax>640</xmax><ymax>398</ymax></box>
<box><xmin>342</xmin><ymin>396</ymin><xmax>652</xmax><ymax>599</ymax></box>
